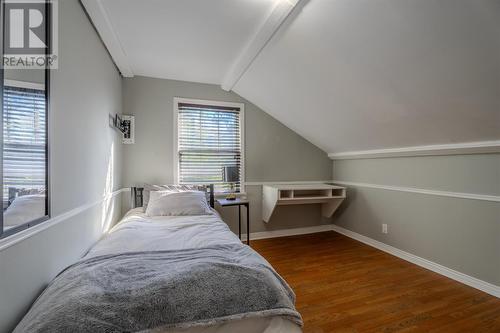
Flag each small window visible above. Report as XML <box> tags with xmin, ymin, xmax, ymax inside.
<box><xmin>1</xmin><ymin>0</ymin><xmax>51</xmax><ymax>239</ymax></box>
<box><xmin>3</xmin><ymin>85</ymin><xmax>47</xmax><ymax>201</ymax></box>
<box><xmin>174</xmin><ymin>98</ymin><xmax>244</xmax><ymax>193</ymax></box>
<box><xmin>1</xmin><ymin>80</ymin><xmax>49</xmax><ymax>238</ymax></box>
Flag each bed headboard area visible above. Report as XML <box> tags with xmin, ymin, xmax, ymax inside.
<box><xmin>131</xmin><ymin>184</ymin><xmax>215</xmax><ymax>209</ymax></box>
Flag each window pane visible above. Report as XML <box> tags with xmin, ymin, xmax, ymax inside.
<box><xmin>178</xmin><ymin>102</ymin><xmax>242</xmax><ymax>193</ymax></box>
<box><xmin>1</xmin><ymin>0</ymin><xmax>50</xmax><ymax>237</ymax></box>
<box><xmin>3</xmin><ymin>82</ymin><xmax>48</xmax><ymax>234</ymax></box>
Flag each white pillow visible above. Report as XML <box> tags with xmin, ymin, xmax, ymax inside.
<box><xmin>142</xmin><ymin>184</ymin><xmax>205</xmax><ymax>212</ymax></box>
<box><xmin>145</xmin><ymin>191</ymin><xmax>212</xmax><ymax>217</ymax></box>
<box><xmin>4</xmin><ymin>194</ymin><xmax>46</xmax><ymax>227</ymax></box>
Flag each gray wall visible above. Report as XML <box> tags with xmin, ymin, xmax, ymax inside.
<box><xmin>122</xmin><ymin>76</ymin><xmax>332</xmax><ymax>233</ymax></box>
<box><xmin>333</xmin><ymin>154</ymin><xmax>500</xmax><ymax>286</ymax></box>
<box><xmin>0</xmin><ymin>1</ymin><xmax>123</xmax><ymax>331</ymax></box>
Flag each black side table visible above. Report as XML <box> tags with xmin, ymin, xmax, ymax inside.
<box><xmin>217</xmin><ymin>198</ymin><xmax>250</xmax><ymax>245</ymax></box>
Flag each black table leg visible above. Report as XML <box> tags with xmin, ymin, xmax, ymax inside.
<box><xmin>246</xmin><ymin>203</ymin><xmax>250</xmax><ymax>245</ymax></box>
<box><xmin>238</xmin><ymin>205</ymin><xmax>241</xmax><ymax>241</ymax></box>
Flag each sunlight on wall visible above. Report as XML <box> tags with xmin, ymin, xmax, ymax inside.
<box><xmin>101</xmin><ymin>142</ymin><xmax>116</xmax><ymax>232</ymax></box>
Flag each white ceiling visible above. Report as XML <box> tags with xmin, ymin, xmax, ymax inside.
<box><xmin>234</xmin><ymin>0</ymin><xmax>500</xmax><ymax>153</ymax></box>
<box><xmin>99</xmin><ymin>0</ymin><xmax>277</xmax><ymax>84</ymax></box>
<box><xmin>85</xmin><ymin>0</ymin><xmax>500</xmax><ymax>154</ymax></box>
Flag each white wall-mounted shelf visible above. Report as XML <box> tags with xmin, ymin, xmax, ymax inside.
<box><xmin>262</xmin><ymin>184</ymin><xmax>346</xmax><ymax>222</ymax></box>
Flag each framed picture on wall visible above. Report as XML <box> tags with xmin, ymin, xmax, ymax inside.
<box><xmin>122</xmin><ymin>115</ymin><xmax>135</xmax><ymax>144</ymax></box>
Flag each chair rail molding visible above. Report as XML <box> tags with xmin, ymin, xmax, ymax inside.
<box><xmin>0</xmin><ymin>188</ymin><xmax>129</xmax><ymax>252</ymax></box>
<box><xmin>333</xmin><ymin>181</ymin><xmax>500</xmax><ymax>203</ymax></box>
<box><xmin>244</xmin><ymin>180</ymin><xmax>332</xmax><ymax>186</ymax></box>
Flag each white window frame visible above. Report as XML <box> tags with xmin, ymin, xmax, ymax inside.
<box><xmin>173</xmin><ymin>97</ymin><xmax>245</xmax><ymax>194</ymax></box>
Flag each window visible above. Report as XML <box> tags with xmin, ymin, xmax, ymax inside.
<box><xmin>1</xmin><ymin>79</ymin><xmax>49</xmax><ymax>238</ymax></box>
<box><xmin>174</xmin><ymin>98</ymin><xmax>244</xmax><ymax>193</ymax></box>
<box><xmin>3</xmin><ymin>85</ymin><xmax>47</xmax><ymax>204</ymax></box>
<box><xmin>0</xmin><ymin>0</ymin><xmax>51</xmax><ymax>239</ymax></box>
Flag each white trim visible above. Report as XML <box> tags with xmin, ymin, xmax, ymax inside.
<box><xmin>173</xmin><ymin>99</ymin><xmax>180</xmax><ymax>184</ymax></box>
<box><xmin>242</xmin><ymin>224</ymin><xmax>500</xmax><ymax>297</ymax></box>
<box><xmin>81</xmin><ymin>0</ymin><xmax>134</xmax><ymax>77</ymax></box>
<box><xmin>221</xmin><ymin>0</ymin><xmax>300</xmax><ymax>91</ymax></box>
<box><xmin>330</xmin><ymin>225</ymin><xmax>500</xmax><ymax>298</ymax></box>
<box><xmin>329</xmin><ymin>141</ymin><xmax>500</xmax><ymax>160</ymax></box>
<box><xmin>173</xmin><ymin>98</ymin><xmax>246</xmax><ymax>112</ymax></box>
<box><xmin>244</xmin><ymin>180</ymin><xmax>332</xmax><ymax>186</ymax></box>
<box><xmin>239</xmin><ymin>103</ymin><xmax>246</xmax><ymax>193</ymax></box>
<box><xmin>333</xmin><ymin>180</ymin><xmax>500</xmax><ymax>203</ymax></box>
<box><xmin>4</xmin><ymin>79</ymin><xmax>45</xmax><ymax>91</ymax></box>
<box><xmin>0</xmin><ymin>188</ymin><xmax>128</xmax><ymax>252</ymax></box>
<box><xmin>245</xmin><ymin>180</ymin><xmax>500</xmax><ymax>203</ymax></box>
<box><xmin>173</xmin><ymin>98</ymin><xmax>245</xmax><ymax>193</ymax></box>
<box><xmin>242</xmin><ymin>224</ymin><xmax>333</xmax><ymax>241</ymax></box>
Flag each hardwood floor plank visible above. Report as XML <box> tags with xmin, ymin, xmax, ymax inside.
<box><xmin>251</xmin><ymin>231</ymin><xmax>500</xmax><ymax>333</ymax></box>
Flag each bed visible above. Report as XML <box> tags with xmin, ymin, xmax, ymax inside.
<box><xmin>14</xmin><ymin>185</ymin><xmax>303</xmax><ymax>333</ymax></box>
<box><xmin>3</xmin><ymin>187</ymin><xmax>46</xmax><ymax>230</ymax></box>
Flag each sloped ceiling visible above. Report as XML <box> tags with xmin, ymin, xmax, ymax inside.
<box><xmin>83</xmin><ymin>0</ymin><xmax>500</xmax><ymax>155</ymax></box>
<box><xmin>234</xmin><ymin>0</ymin><xmax>500</xmax><ymax>153</ymax></box>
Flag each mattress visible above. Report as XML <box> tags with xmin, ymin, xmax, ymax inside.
<box><xmin>85</xmin><ymin>208</ymin><xmax>302</xmax><ymax>333</ymax></box>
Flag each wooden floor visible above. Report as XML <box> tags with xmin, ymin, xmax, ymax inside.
<box><xmin>251</xmin><ymin>232</ymin><xmax>500</xmax><ymax>333</ymax></box>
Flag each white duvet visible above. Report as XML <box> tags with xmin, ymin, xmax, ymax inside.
<box><xmin>87</xmin><ymin>208</ymin><xmax>241</xmax><ymax>257</ymax></box>
<box><xmin>86</xmin><ymin>208</ymin><xmax>302</xmax><ymax>333</ymax></box>
<box><xmin>3</xmin><ymin>194</ymin><xmax>45</xmax><ymax>227</ymax></box>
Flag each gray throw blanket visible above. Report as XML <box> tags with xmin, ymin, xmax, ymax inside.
<box><xmin>14</xmin><ymin>245</ymin><xmax>302</xmax><ymax>332</ymax></box>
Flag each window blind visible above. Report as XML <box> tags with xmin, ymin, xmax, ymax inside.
<box><xmin>3</xmin><ymin>86</ymin><xmax>47</xmax><ymax>203</ymax></box>
<box><xmin>178</xmin><ymin>102</ymin><xmax>241</xmax><ymax>192</ymax></box>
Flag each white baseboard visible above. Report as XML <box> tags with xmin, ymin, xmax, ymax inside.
<box><xmin>330</xmin><ymin>225</ymin><xmax>500</xmax><ymax>298</ymax></box>
<box><xmin>242</xmin><ymin>224</ymin><xmax>499</xmax><ymax>298</ymax></box>
<box><xmin>242</xmin><ymin>224</ymin><xmax>333</xmax><ymax>241</ymax></box>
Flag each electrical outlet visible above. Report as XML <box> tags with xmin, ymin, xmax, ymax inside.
<box><xmin>382</xmin><ymin>224</ymin><xmax>388</xmax><ymax>234</ymax></box>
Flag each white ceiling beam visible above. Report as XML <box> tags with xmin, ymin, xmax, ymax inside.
<box><xmin>221</xmin><ymin>0</ymin><xmax>300</xmax><ymax>91</ymax></box>
<box><xmin>81</xmin><ymin>0</ymin><xmax>134</xmax><ymax>77</ymax></box>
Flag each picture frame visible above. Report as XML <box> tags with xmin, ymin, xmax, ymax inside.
<box><xmin>122</xmin><ymin>115</ymin><xmax>135</xmax><ymax>144</ymax></box>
